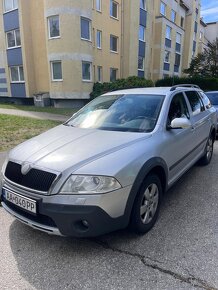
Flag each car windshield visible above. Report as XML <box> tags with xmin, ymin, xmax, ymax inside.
<box><xmin>206</xmin><ymin>93</ymin><xmax>218</xmax><ymax>105</ymax></box>
<box><xmin>66</xmin><ymin>94</ymin><xmax>165</xmax><ymax>133</ymax></box>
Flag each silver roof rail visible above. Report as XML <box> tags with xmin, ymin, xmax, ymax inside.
<box><xmin>170</xmin><ymin>84</ymin><xmax>200</xmax><ymax>91</ymax></box>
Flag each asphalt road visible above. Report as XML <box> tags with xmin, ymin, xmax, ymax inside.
<box><xmin>0</xmin><ymin>145</ymin><xmax>218</xmax><ymax>290</ymax></box>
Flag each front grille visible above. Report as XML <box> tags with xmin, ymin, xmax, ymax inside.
<box><xmin>3</xmin><ymin>198</ymin><xmax>57</xmax><ymax>228</ymax></box>
<box><xmin>5</xmin><ymin>161</ymin><xmax>57</xmax><ymax>192</ymax></box>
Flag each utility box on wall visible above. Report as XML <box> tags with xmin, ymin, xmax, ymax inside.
<box><xmin>34</xmin><ymin>92</ymin><xmax>50</xmax><ymax>107</ymax></box>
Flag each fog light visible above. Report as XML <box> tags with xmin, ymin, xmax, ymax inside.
<box><xmin>82</xmin><ymin>220</ymin><xmax>89</xmax><ymax>228</ymax></box>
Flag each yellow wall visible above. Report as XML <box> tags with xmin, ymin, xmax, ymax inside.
<box><xmin>0</xmin><ymin>0</ymin><xmax>203</xmax><ymax>103</ymax></box>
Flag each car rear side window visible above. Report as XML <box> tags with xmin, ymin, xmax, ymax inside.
<box><xmin>185</xmin><ymin>91</ymin><xmax>204</xmax><ymax>116</ymax></box>
<box><xmin>201</xmin><ymin>92</ymin><xmax>212</xmax><ymax>108</ymax></box>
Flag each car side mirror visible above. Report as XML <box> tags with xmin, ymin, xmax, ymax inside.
<box><xmin>170</xmin><ymin>117</ymin><xmax>191</xmax><ymax>129</ymax></box>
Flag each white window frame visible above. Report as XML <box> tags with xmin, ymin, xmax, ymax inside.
<box><xmin>51</xmin><ymin>61</ymin><xmax>63</xmax><ymax>81</ymax></box>
<box><xmin>166</xmin><ymin>25</ymin><xmax>172</xmax><ymax>40</ymax></box>
<box><xmin>97</xmin><ymin>66</ymin><xmax>103</xmax><ymax>82</ymax></box>
<box><xmin>81</xmin><ymin>17</ymin><xmax>92</xmax><ymax>41</ymax></box>
<box><xmin>4</xmin><ymin>0</ymin><xmax>18</xmax><ymax>13</ymax></box>
<box><xmin>10</xmin><ymin>66</ymin><xmax>24</xmax><ymax>83</ymax></box>
<box><xmin>82</xmin><ymin>61</ymin><xmax>92</xmax><ymax>82</ymax></box>
<box><xmin>96</xmin><ymin>30</ymin><xmax>102</xmax><ymax>49</ymax></box>
<box><xmin>139</xmin><ymin>25</ymin><xmax>145</xmax><ymax>42</ymax></box>
<box><xmin>110</xmin><ymin>0</ymin><xmax>119</xmax><ymax>19</ymax></box>
<box><xmin>96</xmin><ymin>0</ymin><xmax>101</xmax><ymax>12</ymax></box>
<box><xmin>6</xmin><ymin>29</ymin><xmax>21</xmax><ymax>49</ymax></box>
<box><xmin>160</xmin><ymin>2</ymin><xmax>166</xmax><ymax>16</ymax></box>
<box><xmin>138</xmin><ymin>56</ymin><xmax>145</xmax><ymax>71</ymax></box>
<box><xmin>110</xmin><ymin>35</ymin><xmax>118</xmax><ymax>53</ymax></box>
<box><xmin>48</xmin><ymin>15</ymin><xmax>60</xmax><ymax>39</ymax></box>
<box><xmin>171</xmin><ymin>10</ymin><xmax>176</xmax><ymax>22</ymax></box>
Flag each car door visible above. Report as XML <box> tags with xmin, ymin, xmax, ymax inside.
<box><xmin>162</xmin><ymin>92</ymin><xmax>197</xmax><ymax>186</ymax></box>
<box><xmin>184</xmin><ymin>90</ymin><xmax>211</xmax><ymax>157</ymax></box>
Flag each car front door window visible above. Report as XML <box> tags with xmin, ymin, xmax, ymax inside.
<box><xmin>168</xmin><ymin>93</ymin><xmax>190</xmax><ymax>125</ymax></box>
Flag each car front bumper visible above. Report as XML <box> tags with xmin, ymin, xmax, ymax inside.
<box><xmin>1</xmin><ymin>180</ymin><xmax>131</xmax><ymax>237</ymax></box>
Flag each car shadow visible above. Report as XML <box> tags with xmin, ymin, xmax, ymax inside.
<box><xmin>8</xmin><ymin>152</ymin><xmax>218</xmax><ymax>289</ymax></box>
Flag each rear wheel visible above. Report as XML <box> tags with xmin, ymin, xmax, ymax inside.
<box><xmin>130</xmin><ymin>174</ymin><xmax>162</xmax><ymax>234</ymax></box>
<box><xmin>199</xmin><ymin>134</ymin><xmax>214</xmax><ymax>166</ymax></box>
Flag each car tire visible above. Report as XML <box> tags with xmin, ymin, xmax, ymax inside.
<box><xmin>130</xmin><ymin>174</ymin><xmax>162</xmax><ymax>234</ymax></box>
<box><xmin>199</xmin><ymin>134</ymin><xmax>214</xmax><ymax>166</ymax></box>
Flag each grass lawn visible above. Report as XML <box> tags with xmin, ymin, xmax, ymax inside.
<box><xmin>0</xmin><ymin>103</ymin><xmax>77</xmax><ymax>116</ymax></box>
<box><xmin>0</xmin><ymin>114</ymin><xmax>61</xmax><ymax>152</ymax></box>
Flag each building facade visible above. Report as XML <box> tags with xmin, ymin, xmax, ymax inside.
<box><xmin>0</xmin><ymin>0</ymin><xmax>203</xmax><ymax>107</ymax></box>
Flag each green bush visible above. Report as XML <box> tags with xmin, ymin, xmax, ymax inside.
<box><xmin>90</xmin><ymin>76</ymin><xmax>154</xmax><ymax>99</ymax></box>
<box><xmin>155</xmin><ymin>77</ymin><xmax>218</xmax><ymax>91</ymax></box>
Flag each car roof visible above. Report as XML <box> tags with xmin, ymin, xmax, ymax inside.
<box><xmin>205</xmin><ymin>91</ymin><xmax>218</xmax><ymax>94</ymax></box>
<box><xmin>103</xmin><ymin>86</ymin><xmax>202</xmax><ymax>96</ymax></box>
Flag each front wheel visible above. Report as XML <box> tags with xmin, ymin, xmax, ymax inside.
<box><xmin>199</xmin><ymin>134</ymin><xmax>214</xmax><ymax>166</ymax></box>
<box><xmin>129</xmin><ymin>174</ymin><xmax>162</xmax><ymax>234</ymax></box>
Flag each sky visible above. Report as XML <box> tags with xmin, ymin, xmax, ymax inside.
<box><xmin>201</xmin><ymin>0</ymin><xmax>218</xmax><ymax>23</ymax></box>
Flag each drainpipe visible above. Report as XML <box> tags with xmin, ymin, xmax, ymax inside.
<box><xmin>120</xmin><ymin>0</ymin><xmax>124</xmax><ymax>78</ymax></box>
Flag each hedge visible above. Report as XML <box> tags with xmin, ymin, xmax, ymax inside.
<box><xmin>155</xmin><ymin>77</ymin><xmax>218</xmax><ymax>91</ymax></box>
<box><xmin>90</xmin><ymin>76</ymin><xmax>154</xmax><ymax>99</ymax></box>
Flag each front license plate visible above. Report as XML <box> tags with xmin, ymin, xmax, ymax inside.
<box><xmin>4</xmin><ymin>189</ymin><xmax>36</xmax><ymax>214</ymax></box>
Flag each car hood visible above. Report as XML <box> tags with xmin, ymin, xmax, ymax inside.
<box><xmin>9</xmin><ymin>125</ymin><xmax>151</xmax><ymax>173</ymax></box>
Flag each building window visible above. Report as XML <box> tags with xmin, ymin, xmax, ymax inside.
<box><xmin>175</xmin><ymin>53</ymin><xmax>181</xmax><ymax>66</ymax></box>
<box><xmin>96</xmin><ymin>0</ymin><xmax>101</xmax><ymax>11</ymax></box>
<box><xmin>4</xmin><ymin>0</ymin><xmax>18</xmax><ymax>12</ymax></box>
<box><xmin>194</xmin><ymin>21</ymin><xmax>198</xmax><ymax>33</ymax></box>
<box><xmin>160</xmin><ymin>2</ymin><xmax>166</xmax><ymax>16</ymax></box>
<box><xmin>97</xmin><ymin>66</ymin><xmax>102</xmax><ymax>82</ymax></box>
<box><xmin>82</xmin><ymin>61</ymin><xmax>92</xmax><ymax>81</ymax></box>
<box><xmin>96</xmin><ymin>30</ymin><xmax>102</xmax><ymax>49</ymax></box>
<box><xmin>176</xmin><ymin>32</ymin><xmax>181</xmax><ymax>52</ymax></box>
<box><xmin>140</xmin><ymin>0</ymin><xmax>146</xmax><ymax>10</ymax></box>
<box><xmin>176</xmin><ymin>32</ymin><xmax>181</xmax><ymax>44</ymax></box>
<box><xmin>166</xmin><ymin>25</ymin><xmax>172</xmax><ymax>40</ymax></box>
<box><xmin>10</xmin><ymin>66</ymin><xmax>24</xmax><ymax>83</ymax></box>
<box><xmin>6</xmin><ymin>29</ymin><xmax>21</xmax><ymax>48</ymax></box>
<box><xmin>139</xmin><ymin>25</ymin><xmax>145</xmax><ymax>41</ymax></box>
<box><xmin>110</xmin><ymin>0</ymin><xmax>118</xmax><ymax>19</ymax></box>
<box><xmin>164</xmin><ymin>50</ymin><xmax>170</xmax><ymax>63</ymax></box>
<box><xmin>81</xmin><ymin>17</ymin><xmax>91</xmax><ymax>41</ymax></box>
<box><xmin>180</xmin><ymin>17</ymin><xmax>184</xmax><ymax>28</ymax></box>
<box><xmin>51</xmin><ymin>61</ymin><xmax>62</xmax><ymax>81</ymax></box>
<box><xmin>138</xmin><ymin>56</ymin><xmax>144</xmax><ymax>70</ymax></box>
<box><xmin>48</xmin><ymin>16</ymin><xmax>60</xmax><ymax>38</ymax></box>
<box><xmin>171</xmin><ymin>10</ymin><xmax>176</xmax><ymax>22</ymax></box>
<box><xmin>200</xmin><ymin>31</ymin><xmax>203</xmax><ymax>40</ymax></box>
<box><xmin>110</xmin><ymin>68</ymin><xmax>117</xmax><ymax>82</ymax></box>
<box><xmin>110</xmin><ymin>35</ymin><xmax>118</xmax><ymax>52</ymax></box>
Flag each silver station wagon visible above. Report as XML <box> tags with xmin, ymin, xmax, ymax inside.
<box><xmin>1</xmin><ymin>85</ymin><xmax>217</xmax><ymax>237</ymax></box>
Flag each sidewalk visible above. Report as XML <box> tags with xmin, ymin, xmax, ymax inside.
<box><xmin>0</xmin><ymin>108</ymin><xmax>69</xmax><ymax>122</ymax></box>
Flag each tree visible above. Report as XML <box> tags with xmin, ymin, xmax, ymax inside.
<box><xmin>184</xmin><ymin>38</ymin><xmax>218</xmax><ymax>78</ymax></box>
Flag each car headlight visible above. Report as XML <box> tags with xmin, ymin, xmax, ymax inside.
<box><xmin>60</xmin><ymin>175</ymin><xmax>122</xmax><ymax>194</ymax></box>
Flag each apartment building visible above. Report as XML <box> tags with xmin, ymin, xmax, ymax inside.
<box><xmin>205</xmin><ymin>21</ymin><xmax>218</xmax><ymax>43</ymax></box>
<box><xmin>0</xmin><ymin>0</ymin><xmax>202</xmax><ymax>107</ymax></box>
